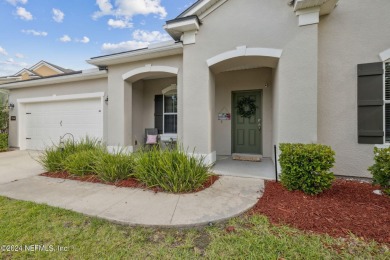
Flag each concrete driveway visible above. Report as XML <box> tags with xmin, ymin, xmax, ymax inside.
<box><xmin>0</xmin><ymin>150</ymin><xmax>43</xmax><ymax>184</ymax></box>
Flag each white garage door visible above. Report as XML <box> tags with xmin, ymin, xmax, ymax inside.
<box><xmin>25</xmin><ymin>98</ymin><xmax>103</xmax><ymax>150</ymax></box>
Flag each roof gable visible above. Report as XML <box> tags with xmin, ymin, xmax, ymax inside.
<box><xmin>29</xmin><ymin>60</ymin><xmax>68</xmax><ymax>74</ymax></box>
<box><xmin>13</xmin><ymin>68</ymin><xmax>39</xmax><ymax>77</ymax></box>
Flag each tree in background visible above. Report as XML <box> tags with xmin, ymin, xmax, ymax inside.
<box><xmin>0</xmin><ymin>91</ymin><xmax>9</xmax><ymax>134</ymax></box>
<box><xmin>0</xmin><ymin>91</ymin><xmax>9</xmax><ymax>151</ymax></box>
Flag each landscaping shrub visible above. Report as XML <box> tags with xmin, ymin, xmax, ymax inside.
<box><xmin>279</xmin><ymin>143</ymin><xmax>335</xmax><ymax>195</ymax></box>
<box><xmin>38</xmin><ymin>146</ymin><xmax>65</xmax><ymax>172</ymax></box>
<box><xmin>64</xmin><ymin>150</ymin><xmax>100</xmax><ymax>176</ymax></box>
<box><xmin>0</xmin><ymin>133</ymin><xmax>8</xmax><ymax>152</ymax></box>
<box><xmin>368</xmin><ymin>147</ymin><xmax>390</xmax><ymax>196</ymax></box>
<box><xmin>134</xmin><ymin>145</ymin><xmax>212</xmax><ymax>193</ymax></box>
<box><xmin>38</xmin><ymin>137</ymin><xmax>103</xmax><ymax>172</ymax></box>
<box><xmin>94</xmin><ymin>150</ymin><xmax>135</xmax><ymax>182</ymax></box>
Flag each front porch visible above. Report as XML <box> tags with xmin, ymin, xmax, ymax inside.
<box><xmin>212</xmin><ymin>156</ymin><xmax>276</xmax><ymax>180</ymax></box>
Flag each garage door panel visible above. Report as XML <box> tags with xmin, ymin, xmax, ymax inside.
<box><xmin>25</xmin><ymin>98</ymin><xmax>103</xmax><ymax>150</ymax></box>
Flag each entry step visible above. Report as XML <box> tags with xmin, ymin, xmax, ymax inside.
<box><xmin>232</xmin><ymin>153</ymin><xmax>262</xmax><ymax>162</ymax></box>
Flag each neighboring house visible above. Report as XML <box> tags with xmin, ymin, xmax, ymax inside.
<box><xmin>0</xmin><ymin>60</ymin><xmax>74</xmax><ymax>84</ymax></box>
<box><xmin>1</xmin><ymin>0</ymin><xmax>390</xmax><ymax>178</ymax></box>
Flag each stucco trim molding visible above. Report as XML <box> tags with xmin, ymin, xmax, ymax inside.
<box><xmin>206</xmin><ymin>46</ymin><xmax>283</xmax><ymax>68</ymax></box>
<box><xmin>122</xmin><ymin>65</ymin><xmax>179</xmax><ymax>81</ymax></box>
<box><xmin>17</xmin><ymin>92</ymin><xmax>105</xmax><ymax>104</ymax></box>
<box><xmin>379</xmin><ymin>48</ymin><xmax>390</xmax><ymax>62</ymax></box>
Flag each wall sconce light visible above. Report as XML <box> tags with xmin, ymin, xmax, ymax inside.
<box><xmin>8</xmin><ymin>103</ymin><xmax>14</xmax><ymax>110</ymax></box>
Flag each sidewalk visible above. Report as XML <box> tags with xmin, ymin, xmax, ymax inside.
<box><xmin>0</xmin><ymin>175</ymin><xmax>264</xmax><ymax>227</ymax></box>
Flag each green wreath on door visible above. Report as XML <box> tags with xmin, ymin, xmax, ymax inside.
<box><xmin>236</xmin><ymin>97</ymin><xmax>257</xmax><ymax>118</ymax></box>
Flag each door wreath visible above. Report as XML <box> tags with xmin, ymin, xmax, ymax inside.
<box><xmin>236</xmin><ymin>97</ymin><xmax>257</xmax><ymax>118</ymax></box>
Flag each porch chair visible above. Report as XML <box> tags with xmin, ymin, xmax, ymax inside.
<box><xmin>144</xmin><ymin>128</ymin><xmax>160</xmax><ymax>149</ymax></box>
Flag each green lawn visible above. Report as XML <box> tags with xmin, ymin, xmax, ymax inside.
<box><xmin>0</xmin><ymin>196</ymin><xmax>388</xmax><ymax>259</ymax></box>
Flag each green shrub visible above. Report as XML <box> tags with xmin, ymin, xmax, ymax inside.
<box><xmin>38</xmin><ymin>147</ymin><xmax>65</xmax><ymax>172</ymax></box>
<box><xmin>134</xmin><ymin>145</ymin><xmax>212</xmax><ymax>193</ymax></box>
<box><xmin>64</xmin><ymin>150</ymin><xmax>100</xmax><ymax>176</ymax></box>
<box><xmin>38</xmin><ymin>137</ymin><xmax>103</xmax><ymax>172</ymax></box>
<box><xmin>279</xmin><ymin>143</ymin><xmax>335</xmax><ymax>195</ymax></box>
<box><xmin>0</xmin><ymin>133</ymin><xmax>8</xmax><ymax>152</ymax></box>
<box><xmin>94</xmin><ymin>150</ymin><xmax>135</xmax><ymax>182</ymax></box>
<box><xmin>368</xmin><ymin>147</ymin><xmax>390</xmax><ymax>196</ymax></box>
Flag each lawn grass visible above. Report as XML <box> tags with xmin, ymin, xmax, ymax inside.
<box><xmin>0</xmin><ymin>196</ymin><xmax>388</xmax><ymax>259</ymax></box>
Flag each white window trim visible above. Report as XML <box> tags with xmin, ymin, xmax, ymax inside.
<box><xmin>162</xmin><ymin>92</ymin><xmax>178</xmax><ymax>135</ymax></box>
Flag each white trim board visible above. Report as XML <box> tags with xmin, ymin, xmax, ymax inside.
<box><xmin>17</xmin><ymin>92</ymin><xmax>105</xmax><ymax>104</ymax></box>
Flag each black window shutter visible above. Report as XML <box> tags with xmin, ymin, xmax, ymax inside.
<box><xmin>154</xmin><ymin>95</ymin><xmax>163</xmax><ymax>134</ymax></box>
<box><xmin>357</xmin><ymin>62</ymin><xmax>384</xmax><ymax>144</ymax></box>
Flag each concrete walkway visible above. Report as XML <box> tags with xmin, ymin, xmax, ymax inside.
<box><xmin>0</xmin><ymin>150</ymin><xmax>42</xmax><ymax>184</ymax></box>
<box><xmin>0</xmin><ymin>171</ymin><xmax>264</xmax><ymax>227</ymax></box>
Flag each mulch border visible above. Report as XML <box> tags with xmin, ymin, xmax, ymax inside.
<box><xmin>40</xmin><ymin>172</ymin><xmax>219</xmax><ymax>194</ymax></box>
<box><xmin>250</xmin><ymin>179</ymin><xmax>390</xmax><ymax>244</ymax></box>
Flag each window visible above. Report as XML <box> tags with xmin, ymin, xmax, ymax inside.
<box><xmin>385</xmin><ymin>62</ymin><xmax>390</xmax><ymax>142</ymax></box>
<box><xmin>163</xmin><ymin>90</ymin><xmax>177</xmax><ymax>134</ymax></box>
<box><xmin>154</xmin><ymin>85</ymin><xmax>178</xmax><ymax>135</ymax></box>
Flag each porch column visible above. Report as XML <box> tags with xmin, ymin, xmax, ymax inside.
<box><xmin>177</xmin><ymin>69</ymin><xmax>184</xmax><ymax>141</ymax></box>
<box><xmin>273</xmin><ymin>23</ymin><xmax>318</xmax><ymax>145</ymax></box>
<box><xmin>182</xmin><ymin>49</ymin><xmax>216</xmax><ymax>164</ymax></box>
<box><xmin>107</xmin><ymin>78</ymin><xmax>132</xmax><ymax>147</ymax></box>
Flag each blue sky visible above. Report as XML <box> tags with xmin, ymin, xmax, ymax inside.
<box><xmin>0</xmin><ymin>0</ymin><xmax>196</xmax><ymax>76</ymax></box>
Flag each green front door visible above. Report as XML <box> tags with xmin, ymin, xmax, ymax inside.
<box><xmin>232</xmin><ymin>90</ymin><xmax>262</xmax><ymax>154</ymax></box>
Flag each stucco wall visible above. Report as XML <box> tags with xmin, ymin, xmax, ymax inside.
<box><xmin>182</xmin><ymin>0</ymin><xmax>317</xmax><ymax>158</ymax></box>
<box><xmin>7</xmin><ymin>77</ymin><xmax>108</xmax><ymax>147</ymax></box>
<box><xmin>107</xmin><ymin>55</ymin><xmax>182</xmax><ymax>146</ymax></box>
<box><xmin>318</xmin><ymin>0</ymin><xmax>390</xmax><ymax>177</ymax></box>
<box><xmin>214</xmin><ymin>68</ymin><xmax>273</xmax><ymax>157</ymax></box>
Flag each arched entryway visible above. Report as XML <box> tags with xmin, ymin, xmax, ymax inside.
<box><xmin>207</xmin><ymin>46</ymin><xmax>281</xmax><ymax>163</ymax></box>
<box><xmin>107</xmin><ymin>64</ymin><xmax>181</xmax><ymax>150</ymax></box>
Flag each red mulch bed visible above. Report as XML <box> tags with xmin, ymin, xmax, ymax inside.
<box><xmin>250</xmin><ymin>180</ymin><xmax>390</xmax><ymax>244</ymax></box>
<box><xmin>40</xmin><ymin>172</ymin><xmax>219</xmax><ymax>194</ymax></box>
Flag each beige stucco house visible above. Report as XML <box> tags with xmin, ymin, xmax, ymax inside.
<box><xmin>1</xmin><ymin>0</ymin><xmax>390</xmax><ymax>178</ymax></box>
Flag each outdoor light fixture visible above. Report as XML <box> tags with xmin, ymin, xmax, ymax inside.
<box><xmin>8</xmin><ymin>103</ymin><xmax>14</xmax><ymax>110</ymax></box>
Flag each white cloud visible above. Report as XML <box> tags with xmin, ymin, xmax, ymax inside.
<box><xmin>0</xmin><ymin>46</ymin><xmax>8</xmax><ymax>56</ymax></box>
<box><xmin>77</xmin><ymin>36</ymin><xmax>90</xmax><ymax>44</ymax></box>
<box><xmin>6</xmin><ymin>0</ymin><xmax>27</xmax><ymax>6</ymax></box>
<box><xmin>107</xmin><ymin>18</ymin><xmax>133</xmax><ymax>29</ymax></box>
<box><xmin>21</xmin><ymin>29</ymin><xmax>48</xmax><ymax>36</ymax></box>
<box><xmin>15</xmin><ymin>53</ymin><xmax>24</xmax><ymax>58</ymax></box>
<box><xmin>16</xmin><ymin>7</ymin><xmax>33</xmax><ymax>20</ymax></box>
<box><xmin>101</xmin><ymin>40</ymin><xmax>149</xmax><ymax>54</ymax></box>
<box><xmin>0</xmin><ymin>58</ymin><xmax>28</xmax><ymax>76</ymax></box>
<box><xmin>93</xmin><ymin>0</ymin><xmax>167</xmax><ymax>20</ymax></box>
<box><xmin>59</xmin><ymin>35</ymin><xmax>71</xmax><ymax>42</ymax></box>
<box><xmin>52</xmin><ymin>8</ymin><xmax>64</xmax><ymax>23</ymax></box>
<box><xmin>132</xmin><ymin>29</ymin><xmax>170</xmax><ymax>42</ymax></box>
<box><xmin>101</xmin><ymin>30</ymin><xmax>170</xmax><ymax>54</ymax></box>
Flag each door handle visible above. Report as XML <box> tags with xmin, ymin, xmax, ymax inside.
<box><xmin>257</xmin><ymin>118</ymin><xmax>261</xmax><ymax>131</ymax></box>
<box><xmin>60</xmin><ymin>120</ymin><xmax>62</xmax><ymax>126</ymax></box>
